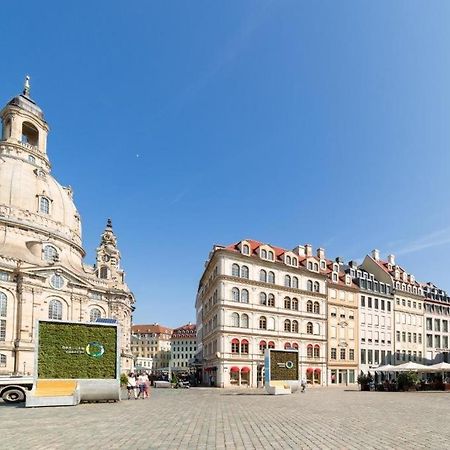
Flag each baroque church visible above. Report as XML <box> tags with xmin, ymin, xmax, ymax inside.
<box><xmin>0</xmin><ymin>78</ymin><xmax>135</xmax><ymax>375</ymax></box>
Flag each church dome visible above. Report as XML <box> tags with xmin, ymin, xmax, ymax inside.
<box><xmin>0</xmin><ymin>156</ymin><xmax>82</xmax><ymax>247</ymax></box>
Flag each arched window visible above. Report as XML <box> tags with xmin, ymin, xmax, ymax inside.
<box><xmin>284</xmin><ymin>319</ymin><xmax>291</xmax><ymax>332</ymax></box>
<box><xmin>292</xmin><ymin>298</ymin><xmax>298</xmax><ymax>310</ymax></box>
<box><xmin>307</xmin><ymin>300</ymin><xmax>313</xmax><ymax>313</ymax></box>
<box><xmin>268</xmin><ymin>271</ymin><xmax>275</xmax><ymax>284</ymax></box>
<box><xmin>308</xmin><ymin>262</ymin><xmax>313</xmax><ymax>270</ymax></box>
<box><xmin>314</xmin><ymin>281</ymin><xmax>320</xmax><ymax>293</ymax></box>
<box><xmin>285</xmin><ymin>275</ymin><xmax>291</xmax><ymax>287</ymax></box>
<box><xmin>292</xmin><ymin>342</ymin><xmax>299</xmax><ymax>350</ymax></box>
<box><xmin>259</xmin><ymin>316</ymin><xmax>267</xmax><ymax>330</ymax></box>
<box><xmin>43</xmin><ymin>245</ymin><xmax>58</xmax><ymax>262</ymax></box>
<box><xmin>232</xmin><ymin>288</ymin><xmax>240</xmax><ymax>302</ymax></box>
<box><xmin>21</xmin><ymin>121</ymin><xmax>39</xmax><ymax>146</ymax></box>
<box><xmin>232</xmin><ymin>264</ymin><xmax>240</xmax><ymax>277</ymax></box>
<box><xmin>284</xmin><ymin>342</ymin><xmax>291</xmax><ymax>349</ymax></box>
<box><xmin>259</xmin><ymin>340</ymin><xmax>267</xmax><ymax>352</ymax></box>
<box><xmin>99</xmin><ymin>266</ymin><xmax>109</xmax><ymax>279</ymax></box>
<box><xmin>242</xmin><ymin>244</ymin><xmax>250</xmax><ymax>255</ymax></box>
<box><xmin>241</xmin><ymin>339</ymin><xmax>249</xmax><ymax>354</ymax></box>
<box><xmin>268</xmin><ymin>251</ymin><xmax>274</xmax><ymax>260</ymax></box>
<box><xmin>260</xmin><ymin>270</ymin><xmax>267</xmax><ymax>282</ymax></box>
<box><xmin>292</xmin><ymin>258</ymin><xmax>297</xmax><ymax>266</ymax></box>
<box><xmin>0</xmin><ymin>292</ymin><xmax>7</xmax><ymax>317</ymax></box>
<box><xmin>286</xmin><ymin>256</ymin><xmax>291</xmax><ymax>264</ymax></box>
<box><xmin>307</xmin><ymin>280</ymin><xmax>313</xmax><ymax>291</ymax></box>
<box><xmin>231</xmin><ymin>338</ymin><xmax>239</xmax><ymax>353</ymax></box>
<box><xmin>268</xmin><ymin>341</ymin><xmax>275</xmax><ymax>349</ymax></box>
<box><xmin>268</xmin><ymin>294</ymin><xmax>275</xmax><ymax>307</ymax></box>
<box><xmin>241</xmin><ymin>314</ymin><xmax>249</xmax><ymax>328</ymax></box>
<box><xmin>241</xmin><ymin>266</ymin><xmax>249</xmax><ymax>279</ymax></box>
<box><xmin>261</xmin><ymin>249</ymin><xmax>267</xmax><ymax>259</ymax></box>
<box><xmin>241</xmin><ymin>289</ymin><xmax>249</xmax><ymax>303</ymax></box>
<box><xmin>306</xmin><ymin>322</ymin><xmax>313</xmax><ymax>334</ymax></box>
<box><xmin>314</xmin><ymin>302</ymin><xmax>320</xmax><ymax>314</ymax></box>
<box><xmin>0</xmin><ymin>353</ymin><xmax>6</xmax><ymax>367</ymax></box>
<box><xmin>307</xmin><ymin>344</ymin><xmax>313</xmax><ymax>358</ymax></box>
<box><xmin>314</xmin><ymin>345</ymin><xmax>320</xmax><ymax>358</ymax></box>
<box><xmin>39</xmin><ymin>197</ymin><xmax>50</xmax><ymax>214</ymax></box>
<box><xmin>314</xmin><ymin>263</ymin><xmax>319</xmax><ymax>271</ymax></box>
<box><xmin>260</xmin><ymin>292</ymin><xmax>267</xmax><ymax>306</ymax></box>
<box><xmin>292</xmin><ymin>320</ymin><xmax>299</xmax><ymax>333</ymax></box>
<box><xmin>293</xmin><ymin>277</ymin><xmax>299</xmax><ymax>289</ymax></box>
<box><xmin>231</xmin><ymin>312</ymin><xmax>240</xmax><ymax>327</ymax></box>
<box><xmin>284</xmin><ymin>297</ymin><xmax>291</xmax><ymax>309</ymax></box>
<box><xmin>89</xmin><ymin>308</ymin><xmax>102</xmax><ymax>322</ymax></box>
<box><xmin>48</xmin><ymin>299</ymin><xmax>63</xmax><ymax>320</ymax></box>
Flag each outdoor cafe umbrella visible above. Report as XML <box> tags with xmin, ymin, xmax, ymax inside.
<box><xmin>391</xmin><ymin>361</ymin><xmax>430</xmax><ymax>372</ymax></box>
<box><xmin>428</xmin><ymin>362</ymin><xmax>450</xmax><ymax>372</ymax></box>
<box><xmin>374</xmin><ymin>364</ymin><xmax>396</xmax><ymax>372</ymax></box>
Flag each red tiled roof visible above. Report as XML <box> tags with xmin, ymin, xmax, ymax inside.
<box><xmin>172</xmin><ymin>323</ymin><xmax>197</xmax><ymax>339</ymax></box>
<box><xmin>132</xmin><ymin>324</ymin><xmax>173</xmax><ymax>335</ymax></box>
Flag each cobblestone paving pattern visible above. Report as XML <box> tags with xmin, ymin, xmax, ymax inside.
<box><xmin>0</xmin><ymin>387</ymin><xmax>449</xmax><ymax>449</ymax></box>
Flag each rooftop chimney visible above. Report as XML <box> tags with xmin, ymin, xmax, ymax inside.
<box><xmin>305</xmin><ymin>244</ymin><xmax>313</xmax><ymax>257</ymax></box>
<box><xmin>293</xmin><ymin>245</ymin><xmax>306</xmax><ymax>257</ymax></box>
<box><xmin>317</xmin><ymin>248</ymin><xmax>325</xmax><ymax>259</ymax></box>
<box><xmin>388</xmin><ymin>254</ymin><xmax>395</xmax><ymax>266</ymax></box>
<box><xmin>371</xmin><ymin>249</ymin><xmax>380</xmax><ymax>261</ymax></box>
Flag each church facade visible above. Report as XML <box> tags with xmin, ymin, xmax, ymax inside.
<box><xmin>0</xmin><ymin>79</ymin><xmax>135</xmax><ymax>375</ymax></box>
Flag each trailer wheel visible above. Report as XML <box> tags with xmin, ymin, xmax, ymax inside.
<box><xmin>2</xmin><ymin>387</ymin><xmax>26</xmax><ymax>403</ymax></box>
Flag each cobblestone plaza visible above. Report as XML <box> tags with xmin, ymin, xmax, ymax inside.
<box><xmin>1</xmin><ymin>387</ymin><xmax>449</xmax><ymax>449</ymax></box>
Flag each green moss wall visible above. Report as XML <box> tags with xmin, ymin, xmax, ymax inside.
<box><xmin>38</xmin><ymin>322</ymin><xmax>117</xmax><ymax>379</ymax></box>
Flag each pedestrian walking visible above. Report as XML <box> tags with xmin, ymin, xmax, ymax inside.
<box><xmin>127</xmin><ymin>373</ymin><xmax>138</xmax><ymax>400</ymax></box>
<box><xmin>301</xmin><ymin>379</ymin><xmax>307</xmax><ymax>393</ymax></box>
<box><xmin>137</xmin><ymin>373</ymin><xmax>147</xmax><ymax>399</ymax></box>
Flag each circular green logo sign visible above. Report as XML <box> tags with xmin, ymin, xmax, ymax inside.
<box><xmin>85</xmin><ymin>342</ymin><xmax>105</xmax><ymax>358</ymax></box>
<box><xmin>285</xmin><ymin>361</ymin><xmax>294</xmax><ymax>369</ymax></box>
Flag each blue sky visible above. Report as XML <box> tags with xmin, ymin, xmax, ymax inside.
<box><xmin>2</xmin><ymin>2</ymin><xmax>450</xmax><ymax>326</ymax></box>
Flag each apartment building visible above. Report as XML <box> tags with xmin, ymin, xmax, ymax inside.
<box><xmin>346</xmin><ymin>260</ymin><xmax>394</xmax><ymax>373</ymax></box>
<box><xmin>170</xmin><ymin>323</ymin><xmax>197</xmax><ymax>371</ymax></box>
<box><xmin>131</xmin><ymin>324</ymin><xmax>172</xmax><ymax>372</ymax></box>
<box><xmin>326</xmin><ymin>259</ymin><xmax>359</xmax><ymax>385</ymax></box>
<box><xmin>196</xmin><ymin>240</ymin><xmax>327</xmax><ymax>388</ymax></box>
<box><xmin>423</xmin><ymin>283</ymin><xmax>450</xmax><ymax>363</ymax></box>
<box><xmin>362</xmin><ymin>250</ymin><xmax>425</xmax><ymax>364</ymax></box>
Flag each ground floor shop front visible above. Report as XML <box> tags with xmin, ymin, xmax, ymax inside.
<box><xmin>202</xmin><ymin>357</ymin><xmax>327</xmax><ymax>387</ymax></box>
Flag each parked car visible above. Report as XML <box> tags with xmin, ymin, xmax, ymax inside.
<box><xmin>0</xmin><ymin>376</ymin><xmax>34</xmax><ymax>403</ymax></box>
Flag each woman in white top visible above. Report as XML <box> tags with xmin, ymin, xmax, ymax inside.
<box><xmin>127</xmin><ymin>373</ymin><xmax>138</xmax><ymax>399</ymax></box>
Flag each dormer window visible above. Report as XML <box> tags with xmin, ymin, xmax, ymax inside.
<box><xmin>308</xmin><ymin>262</ymin><xmax>313</xmax><ymax>270</ymax></box>
<box><xmin>286</xmin><ymin>256</ymin><xmax>291</xmax><ymax>265</ymax></box>
<box><xmin>333</xmin><ymin>264</ymin><xmax>339</xmax><ymax>273</ymax></box>
<box><xmin>314</xmin><ymin>263</ymin><xmax>319</xmax><ymax>271</ymax></box>
<box><xmin>39</xmin><ymin>196</ymin><xmax>50</xmax><ymax>214</ymax></box>
<box><xmin>261</xmin><ymin>249</ymin><xmax>267</xmax><ymax>259</ymax></box>
<box><xmin>332</xmin><ymin>273</ymin><xmax>338</xmax><ymax>282</ymax></box>
<box><xmin>242</xmin><ymin>244</ymin><xmax>250</xmax><ymax>255</ymax></box>
<box><xmin>268</xmin><ymin>251</ymin><xmax>274</xmax><ymax>260</ymax></box>
<box><xmin>320</xmin><ymin>261</ymin><xmax>326</xmax><ymax>270</ymax></box>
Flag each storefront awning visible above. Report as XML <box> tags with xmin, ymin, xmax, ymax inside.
<box><xmin>230</xmin><ymin>366</ymin><xmax>240</xmax><ymax>373</ymax></box>
<box><xmin>241</xmin><ymin>367</ymin><xmax>250</xmax><ymax>373</ymax></box>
